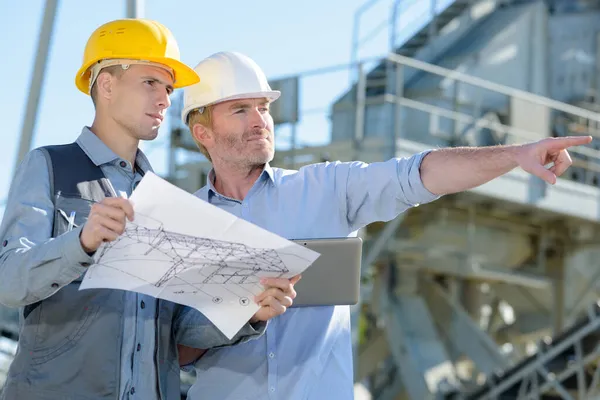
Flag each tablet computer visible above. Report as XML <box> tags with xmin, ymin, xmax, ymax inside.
<box><xmin>290</xmin><ymin>237</ymin><xmax>362</xmax><ymax>307</ymax></box>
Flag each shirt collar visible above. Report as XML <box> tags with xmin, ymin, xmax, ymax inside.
<box><xmin>75</xmin><ymin>126</ymin><xmax>153</xmax><ymax>172</ymax></box>
<box><xmin>207</xmin><ymin>163</ymin><xmax>275</xmax><ymax>199</ymax></box>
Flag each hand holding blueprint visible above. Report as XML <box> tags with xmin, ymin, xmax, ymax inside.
<box><xmin>78</xmin><ymin>172</ymin><xmax>320</xmax><ymax>339</ymax></box>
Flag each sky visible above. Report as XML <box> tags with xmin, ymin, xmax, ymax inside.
<box><xmin>0</xmin><ymin>0</ymin><xmax>446</xmax><ymax>210</ymax></box>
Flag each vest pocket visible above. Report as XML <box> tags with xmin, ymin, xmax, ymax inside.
<box><xmin>53</xmin><ymin>194</ymin><xmax>94</xmax><ymax>237</ymax></box>
<box><xmin>21</xmin><ymin>284</ymin><xmax>103</xmax><ymax>365</ymax></box>
<box><xmin>54</xmin><ymin>194</ymin><xmax>95</xmax><ymax>283</ymax></box>
<box><xmin>19</xmin><ymin>288</ymin><xmax>124</xmax><ymax>395</ymax></box>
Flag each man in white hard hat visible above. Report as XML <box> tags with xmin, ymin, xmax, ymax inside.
<box><xmin>179</xmin><ymin>51</ymin><xmax>591</xmax><ymax>399</ymax></box>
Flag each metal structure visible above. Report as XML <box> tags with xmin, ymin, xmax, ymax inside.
<box><xmin>446</xmin><ymin>302</ymin><xmax>600</xmax><ymax>399</ymax></box>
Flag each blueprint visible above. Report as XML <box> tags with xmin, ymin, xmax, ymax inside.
<box><xmin>79</xmin><ymin>172</ymin><xmax>320</xmax><ymax>339</ymax></box>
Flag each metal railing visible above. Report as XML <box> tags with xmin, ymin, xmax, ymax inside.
<box><xmin>385</xmin><ymin>52</ymin><xmax>600</xmax><ymax>123</ymax></box>
<box><xmin>449</xmin><ymin>302</ymin><xmax>600</xmax><ymax>399</ymax></box>
<box><xmin>347</xmin><ymin>52</ymin><xmax>600</xmax><ymax>176</ymax></box>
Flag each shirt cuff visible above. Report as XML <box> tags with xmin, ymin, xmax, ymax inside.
<box><xmin>236</xmin><ymin>320</ymin><xmax>267</xmax><ymax>343</ymax></box>
<box><xmin>58</xmin><ymin>225</ymin><xmax>94</xmax><ymax>281</ymax></box>
<box><xmin>208</xmin><ymin>320</ymin><xmax>267</xmax><ymax>349</ymax></box>
<box><xmin>405</xmin><ymin>150</ymin><xmax>442</xmax><ymax>205</ymax></box>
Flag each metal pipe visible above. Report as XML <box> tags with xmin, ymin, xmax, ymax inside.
<box><xmin>354</xmin><ymin>63</ymin><xmax>366</xmax><ymax>151</ymax></box>
<box><xmin>14</xmin><ymin>0</ymin><xmax>59</xmax><ymax>176</ymax></box>
<box><xmin>126</xmin><ymin>0</ymin><xmax>144</xmax><ymax>18</ymax></box>
<box><xmin>428</xmin><ymin>0</ymin><xmax>438</xmax><ymax>41</ymax></box>
<box><xmin>393</xmin><ymin>64</ymin><xmax>404</xmax><ymax>156</ymax></box>
<box><xmin>389</xmin><ymin>0</ymin><xmax>401</xmax><ymax>51</ymax></box>
<box><xmin>349</xmin><ymin>0</ymin><xmax>384</xmax><ymax>83</ymax></box>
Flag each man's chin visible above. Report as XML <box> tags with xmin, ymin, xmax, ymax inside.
<box><xmin>262</xmin><ymin>149</ymin><xmax>275</xmax><ymax>163</ymax></box>
<box><xmin>248</xmin><ymin>152</ymin><xmax>274</xmax><ymax>166</ymax></box>
<box><xmin>139</xmin><ymin>129</ymin><xmax>160</xmax><ymax>142</ymax></box>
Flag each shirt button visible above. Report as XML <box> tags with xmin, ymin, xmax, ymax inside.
<box><xmin>51</xmin><ymin>283</ymin><xmax>59</xmax><ymax>288</ymax></box>
<box><xmin>269</xmin><ymin>387</ymin><xmax>275</xmax><ymax>393</ymax></box>
<box><xmin>140</xmin><ymin>301</ymin><xmax>145</xmax><ymax>309</ymax></box>
<box><xmin>269</xmin><ymin>352</ymin><xmax>275</xmax><ymax>358</ymax></box>
<box><xmin>137</xmin><ymin>343</ymin><xmax>141</xmax><ymax>351</ymax></box>
<box><xmin>119</xmin><ymin>160</ymin><xmax>127</xmax><ymax>168</ymax></box>
<box><xmin>130</xmin><ymin>387</ymin><xmax>135</xmax><ymax>395</ymax></box>
<box><xmin>2</xmin><ymin>240</ymin><xmax>7</xmax><ymax>247</ymax></box>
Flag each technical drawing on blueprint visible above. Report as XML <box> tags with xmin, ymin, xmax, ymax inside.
<box><xmin>91</xmin><ymin>213</ymin><xmax>297</xmax><ymax>305</ymax></box>
<box><xmin>79</xmin><ymin>172</ymin><xmax>320</xmax><ymax>339</ymax></box>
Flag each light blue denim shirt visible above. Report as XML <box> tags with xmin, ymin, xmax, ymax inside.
<box><xmin>188</xmin><ymin>153</ymin><xmax>440</xmax><ymax>400</ymax></box>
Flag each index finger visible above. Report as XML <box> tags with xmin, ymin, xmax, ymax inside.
<box><xmin>260</xmin><ymin>277</ymin><xmax>294</xmax><ymax>291</ymax></box>
<box><xmin>290</xmin><ymin>275</ymin><xmax>302</xmax><ymax>285</ymax></box>
<box><xmin>101</xmin><ymin>197</ymin><xmax>135</xmax><ymax>221</ymax></box>
<box><xmin>547</xmin><ymin>135</ymin><xmax>592</xmax><ymax>150</ymax></box>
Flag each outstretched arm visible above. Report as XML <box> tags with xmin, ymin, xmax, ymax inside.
<box><xmin>419</xmin><ymin>136</ymin><xmax>592</xmax><ymax>195</ymax></box>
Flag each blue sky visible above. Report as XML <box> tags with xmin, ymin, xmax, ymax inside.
<box><xmin>1</xmin><ymin>0</ymin><xmax>447</xmax><ymax>209</ymax></box>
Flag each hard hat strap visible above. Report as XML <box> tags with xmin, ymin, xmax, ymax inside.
<box><xmin>89</xmin><ymin>59</ymin><xmax>175</xmax><ymax>93</ymax></box>
<box><xmin>184</xmin><ymin>106</ymin><xmax>205</xmax><ymax>125</ymax></box>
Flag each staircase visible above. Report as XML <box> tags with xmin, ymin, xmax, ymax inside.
<box><xmin>395</xmin><ymin>0</ymin><xmax>473</xmax><ymax>58</ymax></box>
<box><xmin>444</xmin><ymin>302</ymin><xmax>600</xmax><ymax>399</ymax></box>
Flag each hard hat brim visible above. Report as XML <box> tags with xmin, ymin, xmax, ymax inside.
<box><xmin>75</xmin><ymin>57</ymin><xmax>200</xmax><ymax>95</ymax></box>
<box><xmin>208</xmin><ymin>90</ymin><xmax>281</xmax><ymax>106</ymax></box>
<box><xmin>181</xmin><ymin>90</ymin><xmax>281</xmax><ymax>124</ymax></box>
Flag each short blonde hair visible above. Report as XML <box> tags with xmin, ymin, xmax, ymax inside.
<box><xmin>187</xmin><ymin>106</ymin><xmax>214</xmax><ymax>162</ymax></box>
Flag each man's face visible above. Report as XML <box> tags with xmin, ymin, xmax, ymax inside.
<box><xmin>107</xmin><ymin>64</ymin><xmax>174</xmax><ymax>142</ymax></box>
<box><xmin>207</xmin><ymin>98</ymin><xmax>275</xmax><ymax>167</ymax></box>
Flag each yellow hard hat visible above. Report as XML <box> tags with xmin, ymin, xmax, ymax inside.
<box><xmin>75</xmin><ymin>18</ymin><xmax>199</xmax><ymax>95</ymax></box>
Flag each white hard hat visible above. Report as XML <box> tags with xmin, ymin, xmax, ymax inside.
<box><xmin>181</xmin><ymin>51</ymin><xmax>281</xmax><ymax>124</ymax></box>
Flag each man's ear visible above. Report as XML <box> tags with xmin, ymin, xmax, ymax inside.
<box><xmin>192</xmin><ymin>123</ymin><xmax>213</xmax><ymax>147</ymax></box>
<box><xmin>96</xmin><ymin>72</ymin><xmax>114</xmax><ymax>101</ymax></box>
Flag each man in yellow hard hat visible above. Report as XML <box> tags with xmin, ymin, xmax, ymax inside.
<box><xmin>178</xmin><ymin>51</ymin><xmax>592</xmax><ymax>400</ymax></box>
<box><xmin>0</xmin><ymin>20</ymin><xmax>295</xmax><ymax>400</ymax></box>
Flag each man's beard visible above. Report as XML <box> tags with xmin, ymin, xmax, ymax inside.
<box><xmin>216</xmin><ymin>128</ymin><xmax>274</xmax><ymax>166</ymax></box>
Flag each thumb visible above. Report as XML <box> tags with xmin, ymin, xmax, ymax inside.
<box><xmin>524</xmin><ymin>161</ymin><xmax>556</xmax><ymax>184</ymax></box>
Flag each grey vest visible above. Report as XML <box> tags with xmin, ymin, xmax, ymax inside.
<box><xmin>1</xmin><ymin>143</ymin><xmax>182</xmax><ymax>400</ymax></box>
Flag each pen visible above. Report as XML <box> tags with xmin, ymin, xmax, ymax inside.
<box><xmin>68</xmin><ymin>211</ymin><xmax>76</xmax><ymax>231</ymax></box>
